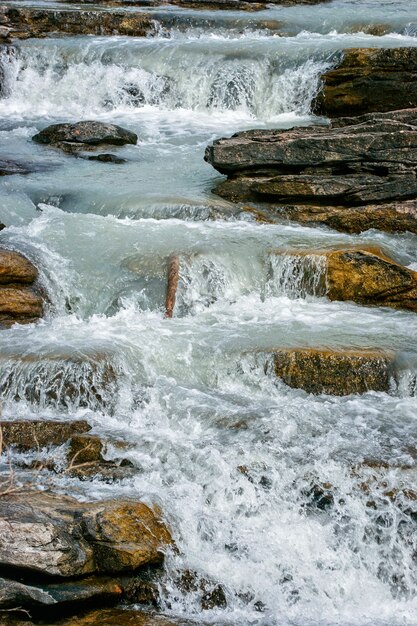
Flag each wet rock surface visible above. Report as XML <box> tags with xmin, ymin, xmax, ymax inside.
<box><xmin>0</xmin><ymin>419</ymin><xmax>91</xmax><ymax>451</ymax></box>
<box><xmin>4</xmin><ymin>7</ymin><xmax>154</xmax><ymax>39</ymax></box>
<box><xmin>314</xmin><ymin>47</ymin><xmax>417</xmax><ymax>117</ymax></box>
<box><xmin>273</xmin><ymin>348</ymin><xmax>393</xmax><ymax>395</ymax></box>
<box><xmin>0</xmin><ymin>249</ymin><xmax>44</xmax><ymax>327</ymax></box>
<box><xmin>274</xmin><ymin>247</ymin><xmax>417</xmax><ymax>312</ymax></box>
<box><xmin>0</xmin><ymin>492</ymin><xmax>172</xmax><ymax>577</ymax></box>
<box><xmin>206</xmin><ymin>108</ymin><xmax>417</xmax><ymax>234</ymax></box>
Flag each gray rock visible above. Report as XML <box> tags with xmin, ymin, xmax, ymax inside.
<box><xmin>32</xmin><ymin>121</ymin><xmax>137</xmax><ymax>148</ymax></box>
<box><xmin>0</xmin><ymin>577</ymin><xmax>55</xmax><ymax>609</ymax></box>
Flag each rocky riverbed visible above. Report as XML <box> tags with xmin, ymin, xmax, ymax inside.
<box><xmin>1</xmin><ymin>0</ymin><xmax>417</xmax><ymax>624</ymax></box>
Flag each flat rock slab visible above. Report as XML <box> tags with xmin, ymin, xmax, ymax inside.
<box><xmin>273</xmin><ymin>246</ymin><xmax>417</xmax><ymax>312</ymax></box>
<box><xmin>33</xmin><ymin>121</ymin><xmax>137</xmax><ymax>148</ymax></box>
<box><xmin>0</xmin><ymin>492</ymin><xmax>172</xmax><ymax>577</ymax></box>
<box><xmin>0</xmin><ymin>419</ymin><xmax>91</xmax><ymax>451</ymax></box>
<box><xmin>273</xmin><ymin>348</ymin><xmax>393</xmax><ymax>396</ymax></box>
<box><xmin>314</xmin><ymin>47</ymin><xmax>417</xmax><ymax>117</ymax></box>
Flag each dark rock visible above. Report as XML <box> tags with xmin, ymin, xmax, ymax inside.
<box><xmin>0</xmin><ymin>492</ymin><xmax>173</xmax><ymax>577</ymax></box>
<box><xmin>0</xmin><ymin>224</ymin><xmax>4</xmax><ymax>231</ymax></box>
<box><xmin>0</xmin><ymin>159</ymin><xmax>31</xmax><ymax>176</ymax></box>
<box><xmin>273</xmin><ymin>348</ymin><xmax>393</xmax><ymax>395</ymax></box>
<box><xmin>0</xmin><ymin>577</ymin><xmax>56</xmax><ymax>609</ymax></box>
<box><xmin>87</xmin><ymin>154</ymin><xmax>126</xmax><ymax>164</ymax></box>
<box><xmin>33</xmin><ymin>121</ymin><xmax>137</xmax><ymax>148</ymax></box>
<box><xmin>205</xmin><ymin>108</ymin><xmax>417</xmax><ymax>235</ymax></box>
<box><xmin>176</xmin><ymin>569</ymin><xmax>227</xmax><ymax>611</ymax></box>
<box><xmin>314</xmin><ymin>48</ymin><xmax>417</xmax><ymax>117</ymax></box>
<box><xmin>0</xmin><ymin>419</ymin><xmax>91</xmax><ymax>451</ymax></box>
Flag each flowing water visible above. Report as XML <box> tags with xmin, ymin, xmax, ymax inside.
<box><xmin>1</xmin><ymin>0</ymin><xmax>417</xmax><ymax>624</ymax></box>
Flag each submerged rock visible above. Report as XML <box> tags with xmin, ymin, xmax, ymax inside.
<box><xmin>274</xmin><ymin>247</ymin><xmax>417</xmax><ymax>312</ymax></box>
<box><xmin>205</xmin><ymin>109</ymin><xmax>417</xmax><ymax>235</ymax></box>
<box><xmin>0</xmin><ymin>492</ymin><xmax>172</xmax><ymax>577</ymax></box>
<box><xmin>314</xmin><ymin>47</ymin><xmax>417</xmax><ymax>117</ymax></box>
<box><xmin>33</xmin><ymin>121</ymin><xmax>137</xmax><ymax>148</ymax></box>
<box><xmin>87</xmin><ymin>153</ymin><xmax>127</xmax><ymax>164</ymax></box>
<box><xmin>273</xmin><ymin>348</ymin><xmax>393</xmax><ymax>395</ymax></box>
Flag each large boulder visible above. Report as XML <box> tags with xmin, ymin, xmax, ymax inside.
<box><xmin>0</xmin><ymin>249</ymin><xmax>44</xmax><ymax>327</ymax></box>
<box><xmin>32</xmin><ymin>121</ymin><xmax>137</xmax><ymax>149</ymax></box>
<box><xmin>273</xmin><ymin>247</ymin><xmax>417</xmax><ymax>312</ymax></box>
<box><xmin>273</xmin><ymin>348</ymin><xmax>393</xmax><ymax>395</ymax></box>
<box><xmin>314</xmin><ymin>48</ymin><xmax>417</xmax><ymax>117</ymax></box>
<box><xmin>0</xmin><ymin>492</ymin><xmax>172</xmax><ymax>577</ymax></box>
<box><xmin>205</xmin><ymin>109</ymin><xmax>417</xmax><ymax>235</ymax></box>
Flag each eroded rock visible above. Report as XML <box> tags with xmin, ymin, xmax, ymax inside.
<box><xmin>314</xmin><ymin>47</ymin><xmax>417</xmax><ymax>117</ymax></box>
<box><xmin>0</xmin><ymin>492</ymin><xmax>172</xmax><ymax>577</ymax></box>
<box><xmin>273</xmin><ymin>348</ymin><xmax>393</xmax><ymax>395</ymax></box>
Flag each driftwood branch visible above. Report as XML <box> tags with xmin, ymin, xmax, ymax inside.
<box><xmin>165</xmin><ymin>255</ymin><xmax>180</xmax><ymax>318</ymax></box>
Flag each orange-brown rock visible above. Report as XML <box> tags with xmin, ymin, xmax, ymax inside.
<box><xmin>0</xmin><ymin>419</ymin><xmax>91</xmax><ymax>451</ymax></box>
<box><xmin>314</xmin><ymin>48</ymin><xmax>417</xmax><ymax>117</ymax></box>
<box><xmin>275</xmin><ymin>247</ymin><xmax>417</xmax><ymax>312</ymax></box>
<box><xmin>0</xmin><ymin>249</ymin><xmax>43</xmax><ymax>327</ymax></box>
<box><xmin>0</xmin><ymin>250</ymin><xmax>38</xmax><ymax>284</ymax></box>
<box><xmin>273</xmin><ymin>348</ymin><xmax>393</xmax><ymax>395</ymax></box>
<box><xmin>271</xmin><ymin>199</ymin><xmax>417</xmax><ymax>235</ymax></box>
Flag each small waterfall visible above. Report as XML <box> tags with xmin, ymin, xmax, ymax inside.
<box><xmin>266</xmin><ymin>252</ymin><xmax>327</xmax><ymax>299</ymax></box>
<box><xmin>0</xmin><ymin>354</ymin><xmax>122</xmax><ymax>413</ymax></box>
<box><xmin>0</xmin><ymin>39</ymin><xmax>331</xmax><ymax>119</ymax></box>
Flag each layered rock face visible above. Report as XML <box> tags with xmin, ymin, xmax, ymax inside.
<box><xmin>205</xmin><ymin>108</ymin><xmax>417</xmax><ymax>234</ymax></box>
<box><xmin>314</xmin><ymin>47</ymin><xmax>417</xmax><ymax>117</ymax></box>
<box><xmin>0</xmin><ymin>249</ymin><xmax>44</xmax><ymax>327</ymax></box>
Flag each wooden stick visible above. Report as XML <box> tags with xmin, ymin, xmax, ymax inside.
<box><xmin>165</xmin><ymin>255</ymin><xmax>180</xmax><ymax>318</ymax></box>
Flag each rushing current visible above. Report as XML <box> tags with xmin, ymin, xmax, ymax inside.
<box><xmin>1</xmin><ymin>0</ymin><xmax>417</xmax><ymax>624</ymax></box>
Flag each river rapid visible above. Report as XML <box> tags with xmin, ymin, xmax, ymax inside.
<box><xmin>1</xmin><ymin>1</ymin><xmax>417</xmax><ymax>624</ymax></box>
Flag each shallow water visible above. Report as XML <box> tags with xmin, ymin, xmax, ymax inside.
<box><xmin>1</xmin><ymin>1</ymin><xmax>417</xmax><ymax>624</ymax></box>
